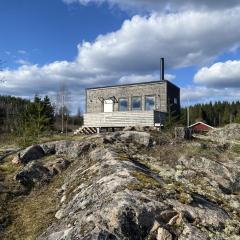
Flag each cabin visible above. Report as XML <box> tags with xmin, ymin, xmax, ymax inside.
<box><xmin>189</xmin><ymin>122</ymin><xmax>214</xmax><ymax>133</ymax></box>
<box><xmin>83</xmin><ymin>58</ymin><xmax>180</xmax><ymax>131</ymax></box>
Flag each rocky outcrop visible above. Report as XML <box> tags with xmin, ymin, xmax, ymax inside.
<box><xmin>15</xmin><ymin>158</ymin><xmax>70</xmax><ymax>187</ymax></box>
<box><xmin>12</xmin><ymin>145</ymin><xmax>45</xmax><ymax>164</ymax></box>
<box><xmin>40</xmin><ymin>140</ymin><xmax>94</xmax><ymax>158</ymax></box>
<box><xmin>103</xmin><ymin>131</ymin><xmax>154</xmax><ymax>147</ymax></box>
<box><xmin>37</xmin><ymin>136</ymin><xmax>240</xmax><ymax>240</ymax></box>
<box><xmin>12</xmin><ymin>141</ymin><xmax>95</xmax><ymax>164</ymax></box>
<box><xmin>1</xmin><ymin>131</ymin><xmax>239</xmax><ymax>239</ymax></box>
<box><xmin>208</xmin><ymin>123</ymin><xmax>240</xmax><ymax>141</ymax></box>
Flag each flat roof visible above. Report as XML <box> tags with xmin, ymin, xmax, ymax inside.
<box><xmin>86</xmin><ymin>80</ymin><xmax>179</xmax><ymax>90</ymax></box>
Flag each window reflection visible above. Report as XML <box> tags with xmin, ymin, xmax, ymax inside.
<box><xmin>132</xmin><ymin>96</ymin><xmax>141</xmax><ymax>110</ymax></box>
<box><xmin>145</xmin><ymin>96</ymin><xmax>155</xmax><ymax>111</ymax></box>
<box><xmin>119</xmin><ymin>98</ymin><xmax>128</xmax><ymax>111</ymax></box>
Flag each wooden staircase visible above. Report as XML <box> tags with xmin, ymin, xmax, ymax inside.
<box><xmin>74</xmin><ymin>127</ymin><xmax>97</xmax><ymax>135</ymax></box>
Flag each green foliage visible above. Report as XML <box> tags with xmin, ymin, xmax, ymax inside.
<box><xmin>18</xmin><ymin>95</ymin><xmax>55</xmax><ymax>142</ymax></box>
<box><xmin>179</xmin><ymin>101</ymin><xmax>240</xmax><ymax>127</ymax></box>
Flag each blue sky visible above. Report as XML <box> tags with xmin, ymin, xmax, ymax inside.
<box><xmin>0</xmin><ymin>0</ymin><xmax>126</xmax><ymax>67</ymax></box>
<box><xmin>1</xmin><ymin>0</ymin><xmax>240</xmax><ymax>112</ymax></box>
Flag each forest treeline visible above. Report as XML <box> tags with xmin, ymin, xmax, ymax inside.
<box><xmin>1</xmin><ymin>96</ymin><xmax>240</xmax><ymax>136</ymax></box>
<box><xmin>180</xmin><ymin>101</ymin><xmax>240</xmax><ymax>127</ymax></box>
<box><xmin>0</xmin><ymin>95</ymin><xmax>83</xmax><ymax>140</ymax></box>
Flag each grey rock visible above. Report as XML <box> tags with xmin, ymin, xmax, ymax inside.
<box><xmin>46</xmin><ymin>158</ymin><xmax>70</xmax><ymax>176</ymax></box>
<box><xmin>168</xmin><ymin>195</ymin><xmax>229</xmax><ymax>230</ymax></box>
<box><xmin>178</xmin><ymin>224</ymin><xmax>209</xmax><ymax>240</ymax></box>
<box><xmin>103</xmin><ymin>131</ymin><xmax>153</xmax><ymax>147</ymax></box>
<box><xmin>15</xmin><ymin>161</ymin><xmax>52</xmax><ymax>187</ymax></box>
<box><xmin>208</xmin><ymin>123</ymin><xmax>240</xmax><ymax>141</ymax></box>
<box><xmin>157</xmin><ymin>228</ymin><xmax>172</xmax><ymax>240</ymax></box>
<box><xmin>17</xmin><ymin>145</ymin><xmax>45</xmax><ymax>164</ymax></box>
<box><xmin>40</xmin><ymin>141</ymin><xmax>94</xmax><ymax>158</ymax></box>
<box><xmin>15</xmin><ymin>159</ymin><xmax>70</xmax><ymax>187</ymax></box>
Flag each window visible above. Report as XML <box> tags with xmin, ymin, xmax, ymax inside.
<box><xmin>145</xmin><ymin>95</ymin><xmax>155</xmax><ymax>111</ymax></box>
<box><xmin>174</xmin><ymin>98</ymin><xmax>178</xmax><ymax>104</ymax></box>
<box><xmin>132</xmin><ymin>96</ymin><xmax>141</xmax><ymax>111</ymax></box>
<box><xmin>119</xmin><ymin>98</ymin><xmax>128</xmax><ymax>111</ymax></box>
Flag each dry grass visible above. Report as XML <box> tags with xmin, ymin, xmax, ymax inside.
<box><xmin>1</xmin><ymin>173</ymin><xmax>65</xmax><ymax>240</ymax></box>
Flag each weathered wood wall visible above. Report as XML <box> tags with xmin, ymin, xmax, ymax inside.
<box><xmin>84</xmin><ymin>111</ymin><xmax>165</xmax><ymax>127</ymax></box>
<box><xmin>86</xmin><ymin>81</ymin><xmax>168</xmax><ymax>113</ymax></box>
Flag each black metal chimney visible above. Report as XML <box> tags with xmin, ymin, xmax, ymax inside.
<box><xmin>160</xmin><ymin>57</ymin><xmax>164</xmax><ymax>81</ymax></box>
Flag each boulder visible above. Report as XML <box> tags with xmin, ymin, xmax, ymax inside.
<box><xmin>15</xmin><ymin>159</ymin><xmax>70</xmax><ymax>187</ymax></box>
<box><xmin>119</xmin><ymin>131</ymin><xmax>152</xmax><ymax>146</ymax></box>
<box><xmin>46</xmin><ymin>158</ymin><xmax>70</xmax><ymax>176</ymax></box>
<box><xmin>157</xmin><ymin>228</ymin><xmax>172</xmax><ymax>240</ymax></box>
<box><xmin>103</xmin><ymin>131</ymin><xmax>153</xmax><ymax>147</ymax></box>
<box><xmin>16</xmin><ymin>145</ymin><xmax>45</xmax><ymax>164</ymax></box>
<box><xmin>15</xmin><ymin>161</ymin><xmax>52</xmax><ymax>187</ymax></box>
<box><xmin>40</xmin><ymin>141</ymin><xmax>94</xmax><ymax>158</ymax></box>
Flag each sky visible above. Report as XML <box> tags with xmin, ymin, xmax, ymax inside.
<box><xmin>0</xmin><ymin>0</ymin><xmax>240</xmax><ymax>113</ymax></box>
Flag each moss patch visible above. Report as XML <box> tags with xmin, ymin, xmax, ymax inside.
<box><xmin>131</xmin><ymin>171</ymin><xmax>161</xmax><ymax>190</ymax></box>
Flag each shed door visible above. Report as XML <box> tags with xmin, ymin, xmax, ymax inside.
<box><xmin>104</xmin><ymin>99</ymin><xmax>113</xmax><ymax>112</ymax></box>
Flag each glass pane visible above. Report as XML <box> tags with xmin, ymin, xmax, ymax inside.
<box><xmin>119</xmin><ymin>98</ymin><xmax>128</xmax><ymax>111</ymax></box>
<box><xmin>145</xmin><ymin>96</ymin><xmax>155</xmax><ymax>111</ymax></box>
<box><xmin>132</xmin><ymin>96</ymin><xmax>141</xmax><ymax>110</ymax></box>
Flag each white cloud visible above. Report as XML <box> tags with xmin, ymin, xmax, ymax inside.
<box><xmin>118</xmin><ymin>73</ymin><xmax>175</xmax><ymax>84</ymax></box>
<box><xmin>181</xmin><ymin>86</ymin><xmax>240</xmax><ymax>104</ymax></box>
<box><xmin>77</xmin><ymin>9</ymin><xmax>240</xmax><ymax>72</ymax></box>
<box><xmin>63</xmin><ymin>0</ymin><xmax>240</xmax><ymax>12</ymax></box>
<box><xmin>16</xmin><ymin>59</ymin><xmax>31</xmax><ymax>65</ymax></box>
<box><xmin>194</xmin><ymin>60</ymin><xmax>240</xmax><ymax>88</ymax></box>
<box><xmin>1</xmin><ymin>7</ymin><xmax>240</xmax><ymax>110</ymax></box>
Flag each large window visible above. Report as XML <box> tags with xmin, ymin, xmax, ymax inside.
<box><xmin>132</xmin><ymin>96</ymin><xmax>141</xmax><ymax>111</ymax></box>
<box><xmin>118</xmin><ymin>98</ymin><xmax>128</xmax><ymax>111</ymax></box>
<box><xmin>145</xmin><ymin>95</ymin><xmax>155</xmax><ymax>111</ymax></box>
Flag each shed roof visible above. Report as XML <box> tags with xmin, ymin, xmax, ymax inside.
<box><xmin>189</xmin><ymin>121</ymin><xmax>214</xmax><ymax>129</ymax></box>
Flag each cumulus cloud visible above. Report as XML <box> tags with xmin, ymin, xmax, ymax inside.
<box><xmin>1</xmin><ymin>7</ymin><xmax>240</xmax><ymax>111</ymax></box>
<box><xmin>77</xmin><ymin>9</ymin><xmax>240</xmax><ymax>72</ymax></box>
<box><xmin>181</xmin><ymin>86</ymin><xmax>240</xmax><ymax>104</ymax></box>
<box><xmin>63</xmin><ymin>0</ymin><xmax>240</xmax><ymax>12</ymax></box>
<box><xmin>194</xmin><ymin>60</ymin><xmax>240</xmax><ymax>88</ymax></box>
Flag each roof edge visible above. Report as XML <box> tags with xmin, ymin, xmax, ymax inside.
<box><xmin>86</xmin><ymin>80</ymin><xmax>168</xmax><ymax>90</ymax></box>
<box><xmin>189</xmin><ymin>121</ymin><xmax>215</xmax><ymax>129</ymax></box>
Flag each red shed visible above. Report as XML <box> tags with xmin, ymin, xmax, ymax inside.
<box><xmin>189</xmin><ymin>122</ymin><xmax>214</xmax><ymax>133</ymax></box>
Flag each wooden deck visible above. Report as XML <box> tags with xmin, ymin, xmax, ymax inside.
<box><xmin>83</xmin><ymin>111</ymin><xmax>165</xmax><ymax>128</ymax></box>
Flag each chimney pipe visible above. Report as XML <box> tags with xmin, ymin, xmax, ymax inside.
<box><xmin>160</xmin><ymin>57</ymin><xmax>164</xmax><ymax>81</ymax></box>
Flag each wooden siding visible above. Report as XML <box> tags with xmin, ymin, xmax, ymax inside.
<box><xmin>84</xmin><ymin>111</ymin><xmax>165</xmax><ymax>128</ymax></box>
<box><xmin>86</xmin><ymin>81</ymin><xmax>168</xmax><ymax>113</ymax></box>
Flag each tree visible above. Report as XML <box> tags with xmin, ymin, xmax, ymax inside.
<box><xmin>55</xmin><ymin>83</ymin><xmax>71</xmax><ymax>133</ymax></box>
<box><xmin>19</xmin><ymin>95</ymin><xmax>55</xmax><ymax>139</ymax></box>
<box><xmin>43</xmin><ymin>95</ymin><xmax>55</xmax><ymax>128</ymax></box>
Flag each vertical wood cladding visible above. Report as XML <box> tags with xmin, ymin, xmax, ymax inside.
<box><xmin>86</xmin><ymin>81</ymin><xmax>180</xmax><ymax>115</ymax></box>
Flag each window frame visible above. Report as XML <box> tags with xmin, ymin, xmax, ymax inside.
<box><xmin>144</xmin><ymin>95</ymin><xmax>156</xmax><ymax>111</ymax></box>
<box><xmin>118</xmin><ymin>97</ymin><xmax>129</xmax><ymax>112</ymax></box>
<box><xmin>131</xmin><ymin>96</ymin><xmax>142</xmax><ymax>111</ymax></box>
